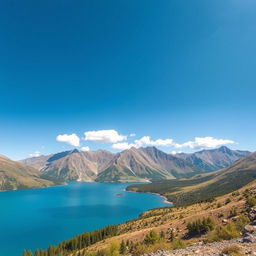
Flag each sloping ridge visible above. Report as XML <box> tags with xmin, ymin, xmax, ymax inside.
<box><xmin>168</xmin><ymin>151</ymin><xmax>256</xmax><ymax>205</ymax></box>
<box><xmin>0</xmin><ymin>155</ymin><xmax>60</xmax><ymax>190</ymax></box>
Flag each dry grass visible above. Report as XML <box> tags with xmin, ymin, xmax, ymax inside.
<box><xmin>70</xmin><ymin>181</ymin><xmax>256</xmax><ymax>255</ymax></box>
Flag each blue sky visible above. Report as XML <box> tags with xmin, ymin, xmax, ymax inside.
<box><xmin>0</xmin><ymin>0</ymin><xmax>256</xmax><ymax>159</ymax></box>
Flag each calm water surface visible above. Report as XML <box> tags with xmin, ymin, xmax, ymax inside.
<box><xmin>0</xmin><ymin>182</ymin><xmax>168</xmax><ymax>256</ymax></box>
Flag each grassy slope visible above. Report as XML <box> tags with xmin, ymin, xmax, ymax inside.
<box><xmin>68</xmin><ymin>180</ymin><xmax>256</xmax><ymax>255</ymax></box>
<box><xmin>127</xmin><ymin>152</ymin><xmax>256</xmax><ymax>206</ymax></box>
<box><xmin>0</xmin><ymin>155</ymin><xmax>63</xmax><ymax>190</ymax></box>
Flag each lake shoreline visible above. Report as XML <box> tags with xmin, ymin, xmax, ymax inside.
<box><xmin>125</xmin><ymin>187</ymin><xmax>173</xmax><ymax>205</ymax></box>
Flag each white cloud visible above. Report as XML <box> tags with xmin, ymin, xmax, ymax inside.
<box><xmin>175</xmin><ymin>136</ymin><xmax>235</xmax><ymax>149</ymax></box>
<box><xmin>84</xmin><ymin>129</ymin><xmax>127</xmax><ymax>143</ymax></box>
<box><xmin>170</xmin><ymin>151</ymin><xmax>182</xmax><ymax>155</ymax></box>
<box><xmin>56</xmin><ymin>133</ymin><xmax>80</xmax><ymax>147</ymax></box>
<box><xmin>112</xmin><ymin>136</ymin><xmax>174</xmax><ymax>151</ymax></box>
<box><xmin>81</xmin><ymin>146</ymin><xmax>90</xmax><ymax>152</ymax></box>
<box><xmin>129</xmin><ymin>133</ymin><xmax>136</xmax><ymax>137</ymax></box>
<box><xmin>134</xmin><ymin>136</ymin><xmax>174</xmax><ymax>147</ymax></box>
<box><xmin>29</xmin><ymin>151</ymin><xmax>41</xmax><ymax>157</ymax></box>
<box><xmin>112</xmin><ymin>142</ymin><xmax>134</xmax><ymax>150</ymax></box>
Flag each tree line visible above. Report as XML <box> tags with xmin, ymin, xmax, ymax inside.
<box><xmin>23</xmin><ymin>225</ymin><xmax>118</xmax><ymax>256</ymax></box>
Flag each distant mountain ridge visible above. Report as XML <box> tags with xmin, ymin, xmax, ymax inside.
<box><xmin>176</xmin><ymin>146</ymin><xmax>250</xmax><ymax>172</ymax></box>
<box><xmin>21</xmin><ymin>146</ymin><xmax>250</xmax><ymax>182</ymax></box>
<box><xmin>127</xmin><ymin>150</ymin><xmax>256</xmax><ymax>206</ymax></box>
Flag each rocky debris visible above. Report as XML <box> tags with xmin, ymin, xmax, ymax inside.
<box><xmin>247</xmin><ymin>207</ymin><xmax>256</xmax><ymax>221</ymax></box>
<box><xmin>244</xmin><ymin>225</ymin><xmax>256</xmax><ymax>233</ymax></box>
<box><xmin>243</xmin><ymin>233</ymin><xmax>256</xmax><ymax>243</ymax></box>
<box><xmin>222</xmin><ymin>219</ymin><xmax>228</xmax><ymax>225</ymax></box>
<box><xmin>144</xmin><ymin>239</ymin><xmax>256</xmax><ymax>256</ymax></box>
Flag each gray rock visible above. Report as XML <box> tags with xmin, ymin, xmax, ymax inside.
<box><xmin>243</xmin><ymin>233</ymin><xmax>256</xmax><ymax>243</ymax></box>
<box><xmin>244</xmin><ymin>224</ymin><xmax>256</xmax><ymax>233</ymax></box>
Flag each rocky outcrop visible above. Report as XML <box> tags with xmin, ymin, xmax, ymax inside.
<box><xmin>144</xmin><ymin>239</ymin><xmax>256</xmax><ymax>256</ymax></box>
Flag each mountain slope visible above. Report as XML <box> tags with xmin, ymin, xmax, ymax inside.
<box><xmin>0</xmin><ymin>155</ymin><xmax>61</xmax><ymax>190</ymax></box>
<box><xmin>96</xmin><ymin>147</ymin><xmax>174</xmax><ymax>182</ymax></box>
<box><xmin>22</xmin><ymin>150</ymin><xmax>115</xmax><ymax>181</ymax></box>
<box><xmin>96</xmin><ymin>147</ymin><xmax>203</xmax><ymax>182</ymax></box>
<box><xmin>176</xmin><ymin>146</ymin><xmax>250</xmax><ymax>172</ymax></box>
<box><xmin>141</xmin><ymin>147</ymin><xmax>202</xmax><ymax>176</ymax></box>
<box><xmin>127</xmin><ymin>151</ymin><xmax>256</xmax><ymax>206</ymax></box>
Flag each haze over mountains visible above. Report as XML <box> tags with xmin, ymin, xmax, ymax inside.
<box><xmin>20</xmin><ymin>146</ymin><xmax>250</xmax><ymax>183</ymax></box>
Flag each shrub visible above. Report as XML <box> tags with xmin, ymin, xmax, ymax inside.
<box><xmin>229</xmin><ymin>207</ymin><xmax>238</xmax><ymax>218</ymax></box>
<box><xmin>119</xmin><ymin>240</ymin><xmax>127</xmax><ymax>255</ymax></box>
<box><xmin>186</xmin><ymin>217</ymin><xmax>215</xmax><ymax>236</ymax></box>
<box><xmin>235</xmin><ymin>215</ymin><xmax>250</xmax><ymax>232</ymax></box>
<box><xmin>225</xmin><ymin>198</ymin><xmax>231</xmax><ymax>204</ymax></box>
<box><xmin>207</xmin><ymin>222</ymin><xmax>240</xmax><ymax>242</ymax></box>
<box><xmin>171</xmin><ymin>238</ymin><xmax>186</xmax><ymax>249</ymax></box>
<box><xmin>222</xmin><ymin>245</ymin><xmax>242</xmax><ymax>256</ymax></box>
<box><xmin>246</xmin><ymin>196</ymin><xmax>256</xmax><ymax>207</ymax></box>
<box><xmin>144</xmin><ymin>230</ymin><xmax>160</xmax><ymax>245</ymax></box>
<box><xmin>217</xmin><ymin>213</ymin><xmax>224</xmax><ymax>218</ymax></box>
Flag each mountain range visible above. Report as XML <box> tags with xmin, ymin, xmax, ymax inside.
<box><xmin>0</xmin><ymin>146</ymin><xmax>252</xmax><ymax>191</ymax></box>
<box><xmin>20</xmin><ymin>146</ymin><xmax>250</xmax><ymax>183</ymax></box>
<box><xmin>176</xmin><ymin>146</ymin><xmax>250</xmax><ymax>172</ymax></box>
<box><xmin>128</xmin><ymin>150</ymin><xmax>256</xmax><ymax>206</ymax></box>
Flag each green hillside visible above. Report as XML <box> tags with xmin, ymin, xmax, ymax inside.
<box><xmin>127</xmin><ymin>152</ymin><xmax>256</xmax><ymax>206</ymax></box>
<box><xmin>0</xmin><ymin>155</ymin><xmax>63</xmax><ymax>190</ymax></box>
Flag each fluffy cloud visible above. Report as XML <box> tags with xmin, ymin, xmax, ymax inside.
<box><xmin>129</xmin><ymin>133</ymin><xmax>136</xmax><ymax>137</ymax></box>
<box><xmin>29</xmin><ymin>151</ymin><xmax>41</xmax><ymax>157</ymax></box>
<box><xmin>134</xmin><ymin>136</ymin><xmax>174</xmax><ymax>147</ymax></box>
<box><xmin>84</xmin><ymin>129</ymin><xmax>127</xmax><ymax>143</ymax></box>
<box><xmin>56</xmin><ymin>133</ymin><xmax>80</xmax><ymax>147</ymax></box>
<box><xmin>175</xmin><ymin>136</ymin><xmax>235</xmax><ymax>149</ymax></box>
<box><xmin>112</xmin><ymin>136</ymin><xmax>174</xmax><ymax>150</ymax></box>
<box><xmin>112</xmin><ymin>142</ymin><xmax>133</xmax><ymax>150</ymax></box>
<box><xmin>170</xmin><ymin>151</ymin><xmax>182</xmax><ymax>155</ymax></box>
<box><xmin>81</xmin><ymin>146</ymin><xmax>90</xmax><ymax>152</ymax></box>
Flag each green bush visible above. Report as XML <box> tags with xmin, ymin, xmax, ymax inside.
<box><xmin>222</xmin><ymin>245</ymin><xmax>242</xmax><ymax>256</ymax></box>
<box><xmin>225</xmin><ymin>198</ymin><xmax>231</xmax><ymax>204</ymax></box>
<box><xmin>246</xmin><ymin>196</ymin><xmax>256</xmax><ymax>207</ymax></box>
<box><xmin>235</xmin><ymin>215</ymin><xmax>250</xmax><ymax>232</ymax></box>
<box><xmin>144</xmin><ymin>230</ymin><xmax>160</xmax><ymax>245</ymax></box>
<box><xmin>229</xmin><ymin>207</ymin><xmax>238</xmax><ymax>218</ymax></box>
<box><xmin>186</xmin><ymin>217</ymin><xmax>215</xmax><ymax>236</ymax></box>
<box><xmin>171</xmin><ymin>238</ymin><xmax>186</xmax><ymax>249</ymax></box>
<box><xmin>207</xmin><ymin>222</ymin><xmax>240</xmax><ymax>242</ymax></box>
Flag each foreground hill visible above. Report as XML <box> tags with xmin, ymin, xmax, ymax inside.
<box><xmin>0</xmin><ymin>155</ymin><xmax>62</xmax><ymax>190</ymax></box>
<box><xmin>127</xmin><ymin>151</ymin><xmax>256</xmax><ymax>206</ymax></box>
<box><xmin>176</xmin><ymin>146</ymin><xmax>250</xmax><ymax>172</ymax></box>
<box><xmin>24</xmin><ymin>177</ymin><xmax>256</xmax><ymax>256</ymax></box>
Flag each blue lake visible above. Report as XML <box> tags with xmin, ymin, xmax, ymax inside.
<box><xmin>0</xmin><ymin>182</ymin><xmax>168</xmax><ymax>256</ymax></box>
